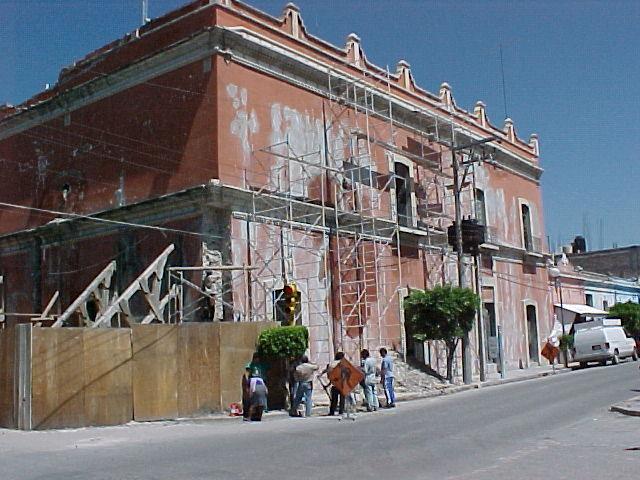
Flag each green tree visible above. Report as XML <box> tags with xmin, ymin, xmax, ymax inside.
<box><xmin>608</xmin><ymin>301</ymin><xmax>640</xmax><ymax>338</ymax></box>
<box><xmin>404</xmin><ymin>285</ymin><xmax>479</xmax><ymax>382</ymax></box>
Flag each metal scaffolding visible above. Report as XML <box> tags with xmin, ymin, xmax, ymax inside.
<box><xmin>234</xmin><ymin>65</ymin><xmax>457</xmax><ymax>360</ymax></box>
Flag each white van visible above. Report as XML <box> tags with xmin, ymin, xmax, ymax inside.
<box><xmin>572</xmin><ymin>318</ymin><xmax>638</xmax><ymax>367</ymax></box>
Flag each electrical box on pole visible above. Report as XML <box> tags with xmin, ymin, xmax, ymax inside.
<box><xmin>448</xmin><ymin>219</ymin><xmax>486</xmax><ymax>255</ymax></box>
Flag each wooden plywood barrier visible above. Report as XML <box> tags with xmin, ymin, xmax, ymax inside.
<box><xmin>131</xmin><ymin>322</ymin><xmax>275</xmax><ymax>421</ymax></box>
<box><xmin>0</xmin><ymin>326</ymin><xmax>16</xmax><ymax>429</ymax></box>
<box><xmin>30</xmin><ymin>328</ymin><xmax>132</xmax><ymax>430</ymax></box>
<box><xmin>131</xmin><ymin>324</ymin><xmax>179</xmax><ymax>421</ymax></box>
<box><xmin>1</xmin><ymin>322</ymin><xmax>276</xmax><ymax>429</ymax></box>
<box><xmin>177</xmin><ymin>323</ymin><xmax>220</xmax><ymax>417</ymax></box>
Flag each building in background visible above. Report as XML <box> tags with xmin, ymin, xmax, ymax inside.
<box><xmin>0</xmin><ymin>0</ymin><xmax>548</xmax><ymax>374</ymax></box>
<box><xmin>547</xmin><ymin>253</ymin><xmax>640</xmax><ymax>336</ymax></box>
<box><xmin>567</xmin><ymin>245</ymin><xmax>640</xmax><ymax>280</ymax></box>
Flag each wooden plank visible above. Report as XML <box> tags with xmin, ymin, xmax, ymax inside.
<box><xmin>31</xmin><ymin>328</ymin><xmax>86</xmax><ymax>429</ymax></box>
<box><xmin>177</xmin><ymin>324</ymin><xmax>220</xmax><ymax>416</ymax></box>
<box><xmin>131</xmin><ymin>325</ymin><xmax>178</xmax><ymax>421</ymax></box>
<box><xmin>83</xmin><ymin>329</ymin><xmax>133</xmax><ymax>426</ymax></box>
<box><xmin>16</xmin><ymin>324</ymin><xmax>32</xmax><ymax>430</ymax></box>
<box><xmin>0</xmin><ymin>327</ymin><xmax>16</xmax><ymax>428</ymax></box>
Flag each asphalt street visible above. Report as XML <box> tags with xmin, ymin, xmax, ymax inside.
<box><xmin>2</xmin><ymin>361</ymin><xmax>639</xmax><ymax>480</ymax></box>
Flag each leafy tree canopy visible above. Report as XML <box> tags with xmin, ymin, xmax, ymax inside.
<box><xmin>608</xmin><ymin>301</ymin><xmax>640</xmax><ymax>337</ymax></box>
<box><xmin>404</xmin><ymin>284</ymin><xmax>479</xmax><ymax>343</ymax></box>
<box><xmin>257</xmin><ymin>325</ymin><xmax>309</xmax><ymax>360</ymax></box>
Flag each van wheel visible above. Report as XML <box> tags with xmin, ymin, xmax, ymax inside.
<box><xmin>612</xmin><ymin>351</ymin><xmax>620</xmax><ymax>365</ymax></box>
<box><xmin>632</xmin><ymin>349</ymin><xmax>638</xmax><ymax>361</ymax></box>
<box><xmin>579</xmin><ymin>362</ymin><xmax>587</xmax><ymax>369</ymax></box>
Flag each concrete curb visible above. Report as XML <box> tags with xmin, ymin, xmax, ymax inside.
<box><xmin>610</xmin><ymin>396</ymin><xmax>640</xmax><ymax>417</ymax></box>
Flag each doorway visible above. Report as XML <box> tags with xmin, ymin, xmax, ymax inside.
<box><xmin>526</xmin><ymin>304</ymin><xmax>539</xmax><ymax>363</ymax></box>
<box><xmin>483</xmin><ymin>302</ymin><xmax>497</xmax><ymax>363</ymax></box>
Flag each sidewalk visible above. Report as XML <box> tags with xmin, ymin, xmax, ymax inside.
<box><xmin>187</xmin><ymin>362</ymin><xmax>574</xmax><ymax>424</ymax></box>
<box><xmin>394</xmin><ymin>361</ymin><xmax>574</xmax><ymax>403</ymax></box>
<box><xmin>610</xmin><ymin>396</ymin><xmax>640</xmax><ymax>417</ymax></box>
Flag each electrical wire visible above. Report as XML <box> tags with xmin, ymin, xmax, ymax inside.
<box><xmin>0</xmin><ymin>201</ymin><xmax>221</xmax><ymax>240</ymax></box>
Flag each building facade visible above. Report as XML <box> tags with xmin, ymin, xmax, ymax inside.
<box><xmin>0</xmin><ymin>0</ymin><xmax>549</xmax><ymax>372</ymax></box>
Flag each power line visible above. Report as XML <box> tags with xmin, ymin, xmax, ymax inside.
<box><xmin>0</xmin><ymin>201</ymin><xmax>220</xmax><ymax>240</ymax></box>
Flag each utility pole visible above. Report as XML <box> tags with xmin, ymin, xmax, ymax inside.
<box><xmin>450</xmin><ymin>133</ymin><xmax>472</xmax><ymax>384</ymax></box>
<box><xmin>450</xmin><ymin>134</ymin><xmax>497</xmax><ymax>385</ymax></box>
<box><xmin>474</xmin><ymin>252</ymin><xmax>487</xmax><ymax>382</ymax></box>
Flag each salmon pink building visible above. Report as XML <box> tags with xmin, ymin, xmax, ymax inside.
<box><xmin>0</xmin><ymin>0</ymin><xmax>551</xmax><ymax>374</ymax></box>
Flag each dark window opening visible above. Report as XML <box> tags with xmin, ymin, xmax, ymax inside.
<box><xmin>475</xmin><ymin>188</ymin><xmax>486</xmax><ymax>226</ymax></box>
<box><xmin>603</xmin><ymin>300</ymin><xmax>609</xmax><ymax>310</ymax></box>
<box><xmin>394</xmin><ymin>162</ymin><xmax>412</xmax><ymax>226</ymax></box>
<box><xmin>585</xmin><ymin>294</ymin><xmax>593</xmax><ymax>307</ymax></box>
<box><xmin>521</xmin><ymin>204</ymin><xmax>533</xmax><ymax>251</ymax></box>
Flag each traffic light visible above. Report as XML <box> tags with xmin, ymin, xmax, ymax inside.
<box><xmin>283</xmin><ymin>283</ymin><xmax>299</xmax><ymax>325</ymax></box>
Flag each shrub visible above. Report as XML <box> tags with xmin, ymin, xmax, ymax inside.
<box><xmin>257</xmin><ymin>325</ymin><xmax>309</xmax><ymax>360</ymax></box>
<box><xmin>559</xmin><ymin>334</ymin><xmax>574</xmax><ymax>351</ymax></box>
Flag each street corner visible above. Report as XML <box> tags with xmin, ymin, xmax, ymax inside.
<box><xmin>610</xmin><ymin>396</ymin><xmax>640</xmax><ymax>417</ymax></box>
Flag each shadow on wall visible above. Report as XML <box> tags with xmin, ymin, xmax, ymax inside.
<box><xmin>0</xmin><ymin>322</ymin><xmax>276</xmax><ymax>430</ymax></box>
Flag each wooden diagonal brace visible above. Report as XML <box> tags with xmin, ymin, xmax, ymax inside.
<box><xmin>92</xmin><ymin>244</ymin><xmax>175</xmax><ymax>328</ymax></box>
<box><xmin>52</xmin><ymin>261</ymin><xmax>117</xmax><ymax>327</ymax></box>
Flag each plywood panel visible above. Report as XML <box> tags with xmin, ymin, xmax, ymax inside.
<box><xmin>177</xmin><ymin>323</ymin><xmax>220</xmax><ymax>416</ymax></box>
<box><xmin>83</xmin><ymin>329</ymin><xmax>133</xmax><ymax>426</ymax></box>
<box><xmin>131</xmin><ymin>325</ymin><xmax>178</xmax><ymax>421</ymax></box>
<box><xmin>31</xmin><ymin>328</ymin><xmax>86</xmax><ymax>429</ymax></box>
<box><xmin>0</xmin><ymin>327</ymin><xmax>16</xmax><ymax>428</ymax></box>
<box><xmin>218</xmin><ymin>322</ymin><xmax>276</xmax><ymax>410</ymax></box>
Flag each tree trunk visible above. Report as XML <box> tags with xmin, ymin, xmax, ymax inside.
<box><xmin>445</xmin><ymin>339</ymin><xmax>458</xmax><ymax>383</ymax></box>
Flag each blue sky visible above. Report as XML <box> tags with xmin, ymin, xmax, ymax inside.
<box><xmin>2</xmin><ymin>1</ymin><xmax>639</xmax><ymax>250</ymax></box>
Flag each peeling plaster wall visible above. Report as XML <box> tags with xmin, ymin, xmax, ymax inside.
<box><xmin>217</xmin><ymin>60</ymin><xmax>396</xmax><ymax>221</ymax></box>
<box><xmin>474</xmin><ymin>165</ymin><xmax>545</xmax><ymax>250</ymax></box>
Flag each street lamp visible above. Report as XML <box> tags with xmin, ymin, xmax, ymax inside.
<box><xmin>548</xmin><ymin>266</ymin><xmax>568</xmax><ymax>367</ymax></box>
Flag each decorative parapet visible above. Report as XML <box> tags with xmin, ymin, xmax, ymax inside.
<box><xmin>346</xmin><ymin>33</ymin><xmax>363</xmax><ymax>68</ymax></box>
<box><xmin>474</xmin><ymin>101</ymin><xmax>487</xmax><ymax>128</ymax></box>
<box><xmin>1</xmin><ymin>0</ymin><xmax>540</xmax><ymax>161</ymax></box>
<box><xmin>529</xmin><ymin>133</ymin><xmax>539</xmax><ymax>156</ymax></box>
<box><xmin>282</xmin><ymin>3</ymin><xmax>302</xmax><ymax>39</ymax></box>
<box><xmin>396</xmin><ymin>60</ymin><xmax>415</xmax><ymax>92</ymax></box>
<box><xmin>504</xmin><ymin>117</ymin><xmax>516</xmax><ymax>143</ymax></box>
<box><xmin>439</xmin><ymin>82</ymin><xmax>454</xmax><ymax>110</ymax></box>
